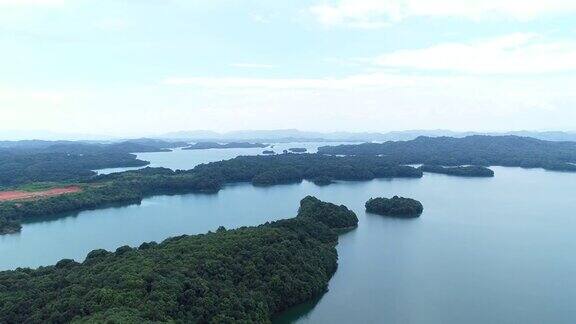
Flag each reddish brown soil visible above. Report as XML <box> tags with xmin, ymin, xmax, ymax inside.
<box><xmin>0</xmin><ymin>186</ymin><xmax>82</xmax><ymax>202</ymax></box>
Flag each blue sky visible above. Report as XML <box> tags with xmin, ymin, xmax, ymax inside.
<box><xmin>1</xmin><ymin>0</ymin><xmax>576</xmax><ymax>136</ymax></box>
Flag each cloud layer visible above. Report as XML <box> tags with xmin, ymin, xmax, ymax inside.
<box><xmin>310</xmin><ymin>0</ymin><xmax>576</xmax><ymax>28</ymax></box>
<box><xmin>372</xmin><ymin>33</ymin><xmax>576</xmax><ymax>74</ymax></box>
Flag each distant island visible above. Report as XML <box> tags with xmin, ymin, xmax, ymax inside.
<box><xmin>318</xmin><ymin>135</ymin><xmax>576</xmax><ymax>172</ymax></box>
<box><xmin>365</xmin><ymin>196</ymin><xmax>424</xmax><ymax>217</ymax></box>
<box><xmin>0</xmin><ymin>196</ymin><xmax>357</xmax><ymax>323</ymax></box>
<box><xmin>182</xmin><ymin>142</ymin><xmax>267</xmax><ymax>150</ymax></box>
<box><xmin>312</xmin><ymin>176</ymin><xmax>335</xmax><ymax>186</ymax></box>
<box><xmin>3</xmin><ymin>134</ymin><xmax>576</xmax><ymax>234</ymax></box>
<box><xmin>288</xmin><ymin>147</ymin><xmax>307</xmax><ymax>153</ymax></box>
<box><xmin>262</xmin><ymin>150</ymin><xmax>275</xmax><ymax>155</ymax></box>
<box><xmin>419</xmin><ymin>165</ymin><xmax>495</xmax><ymax>177</ymax></box>
<box><xmin>0</xmin><ymin>138</ymin><xmax>189</xmax><ymax>188</ymax></box>
<box><xmin>0</xmin><ymin>154</ymin><xmax>422</xmax><ymax>234</ymax></box>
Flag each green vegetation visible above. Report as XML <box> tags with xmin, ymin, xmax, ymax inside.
<box><xmin>365</xmin><ymin>196</ymin><xmax>424</xmax><ymax>217</ymax></box>
<box><xmin>318</xmin><ymin>135</ymin><xmax>576</xmax><ymax>172</ymax></box>
<box><xmin>0</xmin><ymin>139</ymin><xmax>188</xmax><ymax>188</ymax></box>
<box><xmin>0</xmin><ymin>216</ymin><xmax>21</xmax><ymax>235</ymax></box>
<box><xmin>16</xmin><ymin>182</ymin><xmax>69</xmax><ymax>192</ymax></box>
<box><xmin>298</xmin><ymin>196</ymin><xmax>358</xmax><ymax>229</ymax></box>
<box><xmin>419</xmin><ymin>165</ymin><xmax>494</xmax><ymax>177</ymax></box>
<box><xmin>183</xmin><ymin>142</ymin><xmax>267</xmax><ymax>150</ymax></box>
<box><xmin>0</xmin><ymin>152</ymin><xmax>148</xmax><ymax>188</ymax></box>
<box><xmin>312</xmin><ymin>176</ymin><xmax>334</xmax><ymax>186</ymax></box>
<box><xmin>0</xmin><ymin>197</ymin><xmax>356</xmax><ymax>323</ymax></box>
<box><xmin>0</xmin><ymin>154</ymin><xmax>421</xmax><ymax>234</ymax></box>
<box><xmin>288</xmin><ymin>147</ymin><xmax>307</xmax><ymax>153</ymax></box>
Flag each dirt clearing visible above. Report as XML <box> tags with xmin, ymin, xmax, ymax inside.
<box><xmin>0</xmin><ymin>186</ymin><xmax>82</xmax><ymax>202</ymax></box>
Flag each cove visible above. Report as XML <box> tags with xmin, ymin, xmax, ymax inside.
<box><xmin>1</xmin><ymin>167</ymin><xmax>576</xmax><ymax>323</ymax></box>
<box><xmin>95</xmin><ymin>141</ymin><xmax>353</xmax><ymax>174</ymax></box>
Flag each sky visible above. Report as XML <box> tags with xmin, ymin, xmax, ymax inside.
<box><xmin>1</xmin><ymin>0</ymin><xmax>576</xmax><ymax>137</ymax></box>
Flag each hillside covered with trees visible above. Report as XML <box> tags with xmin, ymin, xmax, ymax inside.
<box><xmin>0</xmin><ymin>139</ymin><xmax>187</xmax><ymax>188</ymax></box>
<box><xmin>365</xmin><ymin>196</ymin><xmax>424</xmax><ymax>217</ymax></box>
<box><xmin>318</xmin><ymin>136</ymin><xmax>576</xmax><ymax>172</ymax></box>
<box><xmin>0</xmin><ymin>197</ymin><xmax>357</xmax><ymax>323</ymax></box>
<box><xmin>418</xmin><ymin>165</ymin><xmax>495</xmax><ymax>177</ymax></box>
<box><xmin>0</xmin><ymin>154</ymin><xmax>419</xmax><ymax>234</ymax></box>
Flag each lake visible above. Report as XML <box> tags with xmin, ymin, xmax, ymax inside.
<box><xmin>95</xmin><ymin>142</ymin><xmax>352</xmax><ymax>174</ymax></box>
<box><xmin>2</xmin><ymin>166</ymin><xmax>576</xmax><ymax>323</ymax></box>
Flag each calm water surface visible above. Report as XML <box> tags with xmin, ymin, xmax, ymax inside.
<box><xmin>1</xmin><ymin>167</ymin><xmax>576</xmax><ymax>323</ymax></box>
<box><xmin>95</xmin><ymin>142</ymin><xmax>349</xmax><ymax>174</ymax></box>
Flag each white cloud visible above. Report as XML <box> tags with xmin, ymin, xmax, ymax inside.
<box><xmin>162</xmin><ymin>74</ymin><xmax>424</xmax><ymax>89</ymax></box>
<box><xmin>0</xmin><ymin>0</ymin><xmax>65</xmax><ymax>6</ymax></box>
<box><xmin>230</xmin><ymin>63</ymin><xmax>276</xmax><ymax>69</ymax></box>
<box><xmin>159</xmin><ymin>71</ymin><xmax>576</xmax><ymax>132</ymax></box>
<box><xmin>94</xmin><ymin>18</ymin><xmax>128</xmax><ymax>31</ymax></box>
<box><xmin>310</xmin><ymin>0</ymin><xmax>576</xmax><ymax>28</ymax></box>
<box><xmin>371</xmin><ymin>33</ymin><xmax>576</xmax><ymax>74</ymax></box>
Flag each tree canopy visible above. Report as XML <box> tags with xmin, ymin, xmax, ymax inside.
<box><xmin>0</xmin><ymin>197</ymin><xmax>356</xmax><ymax>323</ymax></box>
<box><xmin>319</xmin><ymin>135</ymin><xmax>576</xmax><ymax>172</ymax></box>
<box><xmin>419</xmin><ymin>165</ymin><xmax>494</xmax><ymax>177</ymax></box>
<box><xmin>365</xmin><ymin>196</ymin><xmax>424</xmax><ymax>217</ymax></box>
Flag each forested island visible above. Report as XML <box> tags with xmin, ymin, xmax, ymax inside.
<box><xmin>312</xmin><ymin>176</ymin><xmax>335</xmax><ymax>186</ymax></box>
<box><xmin>0</xmin><ymin>154</ymin><xmax>421</xmax><ymax>234</ymax></box>
<box><xmin>288</xmin><ymin>147</ymin><xmax>307</xmax><ymax>153</ymax></box>
<box><xmin>419</xmin><ymin>165</ymin><xmax>495</xmax><ymax>177</ymax></box>
<box><xmin>0</xmin><ymin>197</ymin><xmax>357</xmax><ymax>323</ymax></box>
<box><xmin>183</xmin><ymin>142</ymin><xmax>267</xmax><ymax>150</ymax></box>
<box><xmin>318</xmin><ymin>135</ymin><xmax>576</xmax><ymax>172</ymax></box>
<box><xmin>0</xmin><ymin>139</ymin><xmax>186</xmax><ymax>188</ymax></box>
<box><xmin>3</xmin><ymin>134</ymin><xmax>576</xmax><ymax>234</ymax></box>
<box><xmin>365</xmin><ymin>196</ymin><xmax>424</xmax><ymax>217</ymax></box>
<box><xmin>0</xmin><ymin>152</ymin><xmax>148</xmax><ymax>188</ymax></box>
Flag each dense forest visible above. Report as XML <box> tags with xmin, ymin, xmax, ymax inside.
<box><xmin>183</xmin><ymin>142</ymin><xmax>267</xmax><ymax>150</ymax></box>
<box><xmin>288</xmin><ymin>147</ymin><xmax>307</xmax><ymax>153</ymax></box>
<box><xmin>0</xmin><ymin>138</ymin><xmax>187</xmax><ymax>154</ymax></box>
<box><xmin>318</xmin><ymin>136</ymin><xmax>576</xmax><ymax>172</ymax></box>
<box><xmin>365</xmin><ymin>196</ymin><xmax>424</xmax><ymax>217</ymax></box>
<box><xmin>418</xmin><ymin>165</ymin><xmax>495</xmax><ymax>177</ymax></box>
<box><xmin>0</xmin><ymin>152</ymin><xmax>148</xmax><ymax>188</ymax></box>
<box><xmin>0</xmin><ymin>139</ymin><xmax>186</xmax><ymax>188</ymax></box>
<box><xmin>0</xmin><ymin>197</ymin><xmax>357</xmax><ymax>323</ymax></box>
<box><xmin>0</xmin><ymin>154</ymin><xmax>421</xmax><ymax>234</ymax></box>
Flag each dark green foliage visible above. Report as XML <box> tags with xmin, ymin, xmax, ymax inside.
<box><xmin>192</xmin><ymin>154</ymin><xmax>422</xmax><ymax>185</ymax></box>
<box><xmin>319</xmin><ymin>135</ymin><xmax>576</xmax><ymax>172</ymax></box>
<box><xmin>0</xmin><ymin>155</ymin><xmax>421</xmax><ymax>234</ymax></box>
<box><xmin>373</xmin><ymin>165</ymin><xmax>423</xmax><ymax>178</ymax></box>
<box><xmin>0</xmin><ymin>152</ymin><xmax>148</xmax><ymax>187</ymax></box>
<box><xmin>365</xmin><ymin>196</ymin><xmax>423</xmax><ymax>217</ymax></box>
<box><xmin>252</xmin><ymin>166</ymin><xmax>303</xmax><ymax>186</ymax></box>
<box><xmin>0</xmin><ymin>139</ymin><xmax>187</xmax><ymax>188</ymax></box>
<box><xmin>419</xmin><ymin>165</ymin><xmax>495</xmax><ymax>177</ymax></box>
<box><xmin>288</xmin><ymin>148</ymin><xmax>307</xmax><ymax>153</ymax></box>
<box><xmin>0</xmin><ymin>216</ymin><xmax>21</xmax><ymax>234</ymax></box>
<box><xmin>183</xmin><ymin>142</ymin><xmax>267</xmax><ymax>150</ymax></box>
<box><xmin>0</xmin><ymin>197</ymin><xmax>352</xmax><ymax>323</ymax></box>
<box><xmin>297</xmin><ymin>196</ymin><xmax>358</xmax><ymax>229</ymax></box>
<box><xmin>312</xmin><ymin>176</ymin><xmax>334</xmax><ymax>186</ymax></box>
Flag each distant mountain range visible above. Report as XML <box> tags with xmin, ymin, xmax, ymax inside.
<box><xmin>159</xmin><ymin>129</ymin><xmax>576</xmax><ymax>143</ymax></box>
<box><xmin>3</xmin><ymin>129</ymin><xmax>576</xmax><ymax>143</ymax></box>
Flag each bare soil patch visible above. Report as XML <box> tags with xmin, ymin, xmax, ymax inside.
<box><xmin>0</xmin><ymin>186</ymin><xmax>82</xmax><ymax>202</ymax></box>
